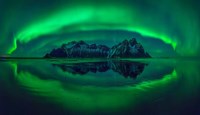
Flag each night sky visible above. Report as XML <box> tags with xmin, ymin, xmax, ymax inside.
<box><xmin>0</xmin><ymin>0</ymin><xmax>199</xmax><ymax>57</ymax></box>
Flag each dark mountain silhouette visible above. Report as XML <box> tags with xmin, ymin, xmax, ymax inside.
<box><xmin>108</xmin><ymin>38</ymin><xmax>151</xmax><ymax>58</ymax></box>
<box><xmin>44</xmin><ymin>38</ymin><xmax>151</xmax><ymax>58</ymax></box>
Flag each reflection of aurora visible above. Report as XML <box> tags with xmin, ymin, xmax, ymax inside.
<box><xmin>0</xmin><ymin>60</ymin><xmax>178</xmax><ymax>112</ymax></box>
<box><xmin>1</xmin><ymin>59</ymin><xmax>200</xmax><ymax>114</ymax></box>
<box><xmin>0</xmin><ymin>0</ymin><xmax>200</xmax><ymax>57</ymax></box>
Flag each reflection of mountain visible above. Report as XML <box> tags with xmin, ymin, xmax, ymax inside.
<box><xmin>53</xmin><ymin>61</ymin><xmax>147</xmax><ymax>79</ymax></box>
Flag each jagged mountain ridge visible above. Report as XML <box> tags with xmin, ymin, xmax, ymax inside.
<box><xmin>108</xmin><ymin>38</ymin><xmax>151</xmax><ymax>58</ymax></box>
<box><xmin>44</xmin><ymin>38</ymin><xmax>151</xmax><ymax>58</ymax></box>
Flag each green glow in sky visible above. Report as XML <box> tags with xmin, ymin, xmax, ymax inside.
<box><xmin>0</xmin><ymin>0</ymin><xmax>199</xmax><ymax>57</ymax></box>
<box><xmin>13</xmin><ymin>5</ymin><xmax>177</xmax><ymax>53</ymax></box>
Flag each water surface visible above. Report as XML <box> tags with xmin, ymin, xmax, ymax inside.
<box><xmin>0</xmin><ymin>58</ymin><xmax>200</xmax><ymax>115</ymax></box>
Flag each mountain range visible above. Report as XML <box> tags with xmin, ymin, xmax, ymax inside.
<box><xmin>44</xmin><ymin>38</ymin><xmax>151</xmax><ymax>58</ymax></box>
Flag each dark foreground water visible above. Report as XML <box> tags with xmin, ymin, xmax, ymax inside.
<box><xmin>0</xmin><ymin>58</ymin><xmax>200</xmax><ymax>115</ymax></box>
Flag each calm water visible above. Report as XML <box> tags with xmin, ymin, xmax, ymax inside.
<box><xmin>0</xmin><ymin>58</ymin><xmax>200</xmax><ymax>115</ymax></box>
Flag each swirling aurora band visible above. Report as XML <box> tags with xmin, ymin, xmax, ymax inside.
<box><xmin>0</xmin><ymin>0</ymin><xmax>199</xmax><ymax>57</ymax></box>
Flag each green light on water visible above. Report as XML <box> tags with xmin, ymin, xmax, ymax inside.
<box><xmin>11</xmin><ymin>61</ymin><xmax>178</xmax><ymax>111</ymax></box>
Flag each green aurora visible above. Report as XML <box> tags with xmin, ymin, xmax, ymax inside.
<box><xmin>1</xmin><ymin>1</ymin><xmax>200</xmax><ymax>114</ymax></box>
<box><xmin>0</xmin><ymin>0</ymin><xmax>200</xmax><ymax>57</ymax></box>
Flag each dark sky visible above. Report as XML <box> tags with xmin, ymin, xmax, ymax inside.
<box><xmin>0</xmin><ymin>0</ymin><xmax>200</xmax><ymax>57</ymax></box>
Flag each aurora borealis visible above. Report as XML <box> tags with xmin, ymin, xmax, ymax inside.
<box><xmin>0</xmin><ymin>0</ymin><xmax>200</xmax><ymax>57</ymax></box>
<box><xmin>1</xmin><ymin>1</ymin><xmax>200</xmax><ymax>114</ymax></box>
